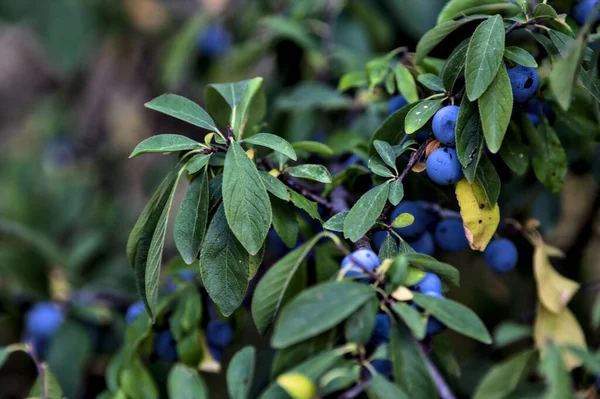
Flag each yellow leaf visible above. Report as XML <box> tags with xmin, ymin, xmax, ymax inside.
<box><xmin>455</xmin><ymin>179</ymin><xmax>500</xmax><ymax>251</ymax></box>
<box><xmin>269</xmin><ymin>169</ymin><xmax>281</xmax><ymax>178</ymax></box>
<box><xmin>405</xmin><ymin>267</ymin><xmax>426</xmax><ymax>286</ymax></box>
<box><xmin>391</xmin><ymin>213</ymin><xmax>414</xmax><ymax>228</ymax></box>
<box><xmin>277</xmin><ymin>373</ymin><xmax>317</xmax><ymax>399</ymax></box>
<box><xmin>198</xmin><ymin>333</ymin><xmax>221</xmax><ymax>373</ymax></box>
<box><xmin>204</xmin><ymin>132</ymin><xmax>215</xmax><ymax>145</ymax></box>
<box><xmin>391</xmin><ymin>286</ymin><xmax>414</xmax><ymax>301</ymax></box>
<box><xmin>534</xmin><ymin>303</ymin><xmax>586</xmax><ymax>370</ymax></box>
<box><xmin>533</xmin><ymin>239</ymin><xmax>579</xmax><ymax>313</ymax></box>
<box><xmin>246</xmin><ymin>148</ymin><xmax>255</xmax><ymax>159</ymax></box>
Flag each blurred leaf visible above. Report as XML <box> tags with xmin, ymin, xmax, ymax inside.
<box><xmin>403</xmin><ymin>253</ymin><xmax>460</xmax><ymax>286</ymax></box>
<box><xmin>343</xmin><ymin>183</ymin><xmax>390</xmax><ymax>242</ymax></box>
<box><xmin>323</xmin><ymin>212</ymin><xmax>348</xmax><ymax>232</ymax></box>
<box><xmin>442</xmin><ymin>40</ymin><xmax>469</xmax><ymax>91</ymax></box>
<box><xmin>534</xmin><ymin>303</ymin><xmax>586</xmax><ymax>370</ymax></box>
<box><xmin>533</xmin><ymin>240</ymin><xmax>579</xmax><ymax>314</ymax></box>
<box><xmin>493</xmin><ymin>322</ymin><xmax>532</xmax><ymax>347</ymax></box>
<box><xmin>277</xmin><ymin>373</ymin><xmax>316</xmax><ymax>399</ymax></box>
<box><xmin>437</xmin><ymin>0</ymin><xmax>503</xmax><ymax>23</ymax></box>
<box><xmin>366</xmin><ymin>369</ymin><xmax>410</xmax><ymax>399</ymax></box>
<box><xmin>168</xmin><ymin>364</ymin><xmax>208</xmax><ymax>399</ymax></box>
<box><xmin>394</xmin><ymin>65</ymin><xmax>419</xmax><ymax>103</ymax></box>
<box><xmin>277</xmin><ymin>83</ymin><xmax>353</xmax><ymax>111</ymax></box>
<box><xmin>538</xmin><ymin>345</ymin><xmax>572</xmax><ymax>398</ymax></box>
<box><xmin>592</xmin><ymin>295</ymin><xmax>600</xmax><ymax>330</ymax></box>
<box><xmin>244</xmin><ymin>133</ymin><xmax>297</xmax><ymax>161</ymax></box>
<box><xmin>145</xmin><ymin>94</ymin><xmax>219</xmax><ymax>133</ymax></box>
<box><xmin>129</xmin><ymin>135</ymin><xmax>202</xmax><ymax>158</ymax></box>
<box><xmin>223</xmin><ymin>141</ymin><xmax>271</xmax><ymax>255</ymax></box>
<box><xmin>405</xmin><ymin>99</ymin><xmax>444</xmax><ymax>134</ymax></box>
<box><xmin>120</xmin><ymin>357</ymin><xmax>159</xmax><ymax>399</ymax></box>
<box><xmin>389</xmin><ymin>322</ymin><xmax>436</xmax><ymax>398</ymax></box>
<box><xmin>227</xmin><ymin>347</ymin><xmax>256</xmax><ymax>399</ymax></box>
<box><xmin>338</xmin><ymin>71</ymin><xmax>368</xmax><ymax>92</ymax></box>
<box><xmin>286</xmin><ymin>165</ymin><xmax>332</xmax><ymax>184</ymax></box>
<box><xmin>199</xmin><ymin>204</ymin><xmax>249</xmax><ymax>316</ymax></box>
<box><xmin>28</xmin><ymin>362</ymin><xmax>64</xmax><ymax>399</ymax></box>
<box><xmin>176</xmin><ymin>329</ymin><xmax>204</xmax><ymax>367</ymax></box>
<box><xmin>456</xmin><ymin>178</ymin><xmax>500</xmax><ymax>251</ymax></box>
<box><xmin>504</xmin><ymin>47</ymin><xmax>538</xmax><ymax>68</ymax></box>
<box><xmin>466</xmin><ymin>15</ymin><xmax>505</xmax><ymax>101</ymax></box>
<box><xmin>170</xmin><ymin>289</ymin><xmax>203</xmax><ymax>341</ymax></box>
<box><xmin>473</xmin><ymin>349</ymin><xmax>536</xmax><ymax>399</ymax></box>
<box><xmin>344</xmin><ymin>297</ymin><xmax>378</xmax><ymax>345</ymax></box>
<box><xmin>271</xmin><ymin>281</ymin><xmax>375</xmax><ymax>348</ymax></box>
<box><xmin>271</xmin><ymin>330</ymin><xmax>334</xmax><ymax>379</ymax></box>
<box><xmin>478</xmin><ymin>63</ymin><xmax>512</xmax><ymax>153</ymax></box>
<box><xmin>417</xmin><ymin>74</ymin><xmax>445</xmax><ymax>92</ymax></box>
<box><xmin>550</xmin><ymin>36</ymin><xmax>585</xmax><ymax>111</ymax></box>
<box><xmin>259</xmin><ymin>172</ymin><xmax>290</xmax><ymax>201</ymax></box>
<box><xmin>292</xmin><ymin>141</ymin><xmax>334</xmax><ymax>157</ymax></box>
<box><xmin>391</xmin><ymin>302</ymin><xmax>427</xmax><ymax>340</ymax></box>
<box><xmin>272</xmin><ymin>198</ymin><xmax>299</xmax><ymax>248</ymax></box>
<box><xmin>432</xmin><ymin>334</ymin><xmax>461</xmax><ymax>377</ymax></box>
<box><xmin>0</xmin><ymin>219</ymin><xmax>64</xmax><ymax>266</ymax></box>
<box><xmin>252</xmin><ymin>235</ymin><xmax>324</xmax><ymax>335</ymax></box>
<box><xmin>499</xmin><ymin>126</ymin><xmax>529</xmax><ymax>176</ymax></box>
<box><xmin>369</xmin><ymin>102</ymin><xmax>421</xmax><ymax>155</ymax></box>
<box><xmin>175</xmin><ymin>170</ymin><xmax>209</xmax><ymax>264</ymax></box>
<box><xmin>412</xmin><ymin>292</ymin><xmax>492</xmax><ymax>343</ymax></box>
<box><xmin>261</xmin><ymin>16</ymin><xmax>316</xmax><ymax>49</ymax></box>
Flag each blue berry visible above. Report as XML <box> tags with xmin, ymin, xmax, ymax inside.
<box><xmin>369</xmin><ymin>314</ymin><xmax>391</xmax><ymax>346</ymax></box>
<box><xmin>388</xmin><ymin>95</ymin><xmax>409</xmax><ymax>115</ymax></box>
<box><xmin>508</xmin><ymin>66</ymin><xmax>540</xmax><ymax>103</ymax></box>
<box><xmin>573</xmin><ymin>0</ymin><xmax>600</xmax><ymax>25</ymax></box>
<box><xmin>422</xmin><ymin>291</ymin><xmax>447</xmax><ymax>335</ymax></box>
<box><xmin>341</xmin><ymin>249</ymin><xmax>381</xmax><ymax>278</ymax></box>
<box><xmin>209</xmin><ymin>345</ymin><xmax>224</xmax><ymax>362</ymax></box>
<box><xmin>434</xmin><ymin>219</ymin><xmax>469</xmax><ymax>253</ymax></box>
<box><xmin>390</xmin><ymin>201</ymin><xmax>428</xmax><ymax>239</ymax></box>
<box><xmin>415</xmin><ymin>201</ymin><xmax>440</xmax><ymax>231</ymax></box>
<box><xmin>432</xmin><ymin>105</ymin><xmax>459</xmax><ymax>146</ymax></box>
<box><xmin>416</xmin><ymin>272</ymin><xmax>442</xmax><ymax>295</ymax></box>
<box><xmin>154</xmin><ymin>330</ymin><xmax>178</xmax><ymax>362</ymax></box>
<box><xmin>198</xmin><ymin>24</ymin><xmax>231</xmax><ymax>58</ymax></box>
<box><xmin>415</xmin><ymin>130</ymin><xmax>431</xmax><ymax>143</ymax></box>
<box><xmin>484</xmin><ymin>238</ymin><xmax>518</xmax><ymax>273</ymax></box>
<box><xmin>372</xmin><ymin>359</ymin><xmax>393</xmax><ymax>375</ymax></box>
<box><xmin>25</xmin><ymin>302</ymin><xmax>65</xmax><ymax>340</ymax></box>
<box><xmin>426</xmin><ymin>148</ymin><xmax>464</xmax><ymax>185</ymax></box>
<box><xmin>206</xmin><ymin>320</ymin><xmax>234</xmax><ymax>349</ymax></box>
<box><xmin>527</xmin><ymin>99</ymin><xmax>554</xmax><ymax>121</ymax></box>
<box><xmin>409</xmin><ymin>231</ymin><xmax>435</xmax><ymax>256</ymax></box>
<box><xmin>526</xmin><ymin>112</ymin><xmax>541</xmax><ymax>128</ymax></box>
<box><xmin>125</xmin><ymin>301</ymin><xmax>145</xmax><ymax>324</ymax></box>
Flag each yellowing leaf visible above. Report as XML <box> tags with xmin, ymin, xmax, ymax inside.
<box><xmin>246</xmin><ymin>148</ymin><xmax>255</xmax><ymax>159</ymax></box>
<box><xmin>391</xmin><ymin>286</ymin><xmax>414</xmax><ymax>301</ymax></box>
<box><xmin>533</xmin><ymin>239</ymin><xmax>579</xmax><ymax>313</ymax></box>
<box><xmin>534</xmin><ymin>303</ymin><xmax>586</xmax><ymax>370</ymax></box>
<box><xmin>405</xmin><ymin>267</ymin><xmax>426</xmax><ymax>286</ymax></box>
<box><xmin>277</xmin><ymin>373</ymin><xmax>317</xmax><ymax>399</ymax></box>
<box><xmin>455</xmin><ymin>179</ymin><xmax>500</xmax><ymax>251</ymax></box>
<box><xmin>269</xmin><ymin>169</ymin><xmax>280</xmax><ymax>177</ymax></box>
<box><xmin>391</xmin><ymin>213</ymin><xmax>415</xmax><ymax>228</ymax></box>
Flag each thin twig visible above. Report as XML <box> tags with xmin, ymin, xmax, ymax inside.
<box><xmin>397</xmin><ymin>139</ymin><xmax>430</xmax><ymax>182</ymax></box>
<box><xmin>423</xmin><ymin>352</ymin><xmax>456</xmax><ymax>399</ymax></box>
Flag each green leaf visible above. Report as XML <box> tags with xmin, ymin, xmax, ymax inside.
<box><xmin>369</xmin><ymin>102</ymin><xmax>421</xmax><ymax>155</ymax></box>
<box><xmin>550</xmin><ymin>36</ymin><xmax>585</xmax><ymax>110</ymax></box>
<box><xmin>437</xmin><ymin>0</ymin><xmax>503</xmax><ymax>23</ymax></box>
<box><xmin>465</xmin><ymin>15</ymin><xmax>505</xmax><ymax>101</ymax></box>
<box><xmin>277</xmin><ymin>83</ymin><xmax>353</xmax><ymax>111</ymax></box>
<box><xmin>531</xmin><ymin>3</ymin><xmax>558</xmax><ymax>19</ymax></box>
<box><xmin>186</xmin><ymin>153</ymin><xmax>211</xmax><ymax>174</ymax></box>
<box><xmin>127</xmin><ymin>166</ymin><xmax>184</xmax><ymax>318</ymax></box>
<box><xmin>521</xmin><ymin>117</ymin><xmax>567</xmax><ymax>193</ymax></box>
<box><xmin>47</xmin><ymin>321</ymin><xmax>94</xmax><ymax>399</ymax></box>
<box><xmin>592</xmin><ymin>295</ymin><xmax>600</xmax><ymax>330</ymax></box>
<box><xmin>168</xmin><ymin>364</ymin><xmax>208</xmax><ymax>399</ymax></box>
<box><xmin>379</xmin><ymin>234</ymin><xmax>399</xmax><ymax>260</ymax></box>
<box><xmin>391</xmin><ymin>302</ymin><xmax>427</xmax><ymax>340</ymax></box>
<box><xmin>455</xmin><ymin>96</ymin><xmax>484</xmax><ymax>182</ymax></box>
<box><xmin>405</xmin><ymin>99</ymin><xmax>444</xmax><ymax>134</ymax></box>
<box><xmin>366</xmin><ymin>369</ymin><xmax>410</xmax><ymax>399</ymax></box>
<box><xmin>373</xmin><ymin>140</ymin><xmax>398</xmax><ymax>171</ymax></box>
<box><xmin>476</xmin><ymin>154</ymin><xmax>501</xmax><ymax>207</ymax></box>
<box><xmin>272</xmin><ymin>198</ymin><xmax>299</xmax><ymax>248</ymax></box>
<box><xmin>344</xmin><ymin>297</ymin><xmax>378</xmax><ymax>345</ymax></box>
<box><xmin>403</xmin><ymin>253</ymin><xmax>460</xmax><ymax>286</ymax></box>
<box><xmin>208</xmin><ymin>174</ymin><xmax>223</xmax><ymax>212</ymax></box>
<box><xmin>227</xmin><ymin>347</ymin><xmax>256</xmax><ymax>399</ymax></box>
<box><xmin>292</xmin><ymin>141</ymin><xmax>334</xmax><ymax>157</ymax></box>
<box><xmin>338</xmin><ymin>71</ymin><xmax>369</xmax><ymax>92</ymax></box>
<box><xmin>199</xmin><ymin>204</ymin><xmax>249</xmax><ymax>316</ymax></box>
<box><xmin>323</xmin><ymin>212</ymin><xmax>348</xmax><ymax>232</ymax></box>
<box><xmin>499</xmin><ymin>125</ymin><xmax>529</xmax><ymax>175</ymax></box>
<box><xmin>251</xmin><ymin>235</ymin><xmax>324</xmax><ymax>335</ymax></box>
<box><xmin>391</xmin><ymin>213</ymin><xmax>415</xmax><ymax>228</ymax></box>
<box><xmin>417</xmin><ymin>74</ymin><xmax>445</xmax><ymax>92</ymax></box>
<box><xmin>145</xmin><ymin>94</ymin><xmax>219</xmax><ymax>133</ymax></box>
<box><xmin>343</xmin><ymin>183</ymin><xmax>390</xmax><ymax>242</ymax></box>
<box><xmin>368</xmin><ymin>156</ymin><xmax>395</xmax><ymax>178</ymax></box>
<box><xmin>416</xmin><ymin>17</ymin><xmax>486</xmax><ymax>63</ymax></box>
<box><xmin>28</xmin><ymin>362</ymin><xmax>65</xmax><ymax>399</ymax></box>
<box><xmin>473</xmin><ymin>349</ymin><xmax>536</xmax><ymax>399</ymax></box>
<box><xmin>539</xmin><ymin>345</ymin><xmax>572</xmax><ymax>399</ymax></box>
<box><xmin>129</xmin><ymin>134</ymin><xmax>202</xmax><ymax>158</ymax></box>
<box><xmin>478</xmin><ymin>63</ymin><xmax>513</xmax><ymax>153</ymax></box>
<box><xmin>567</xmin><ymin>346</ymin><xmax>600</xmax><ymax>374</ymax></box>
<box><xmin>412</xmin><ymin>292</ymin><xmax>492</xmax><ymax>343</ymax></box>
<box><xmin>271</xmin><ymin>331</ymin><xmax>335</xmax><ymax>379</ymax></box>
<box><xmin>259</xmin><ymin>172</ymin><xmax>289</xmax><ymax>201</ymax></box>
<box><xmin>271</xmin><ymin>281</ymin><xmax>375</xmax><ymax>348</ymax></box>
<box><xmin>390</xmin><ymin>322</ymin><xmax>436</xmax><ymax>398</ymax></box>
<box><xmin>286</xmin><ymin>165</ymin><xmax>332</xmax><ymax>184</ymax></box>
<box><xmin>388</xmin><ymin>180</ymin><xmax>404</xmax><ymax>206</ymax></box>
<box><xmin>504</xmin><ymin>46</ymin><xmax>538</xmax><ymax>67</ymax></box>
<box><xmin>244</xmin><ymin>133</ymin><xmax>297</xmax><ymax>161</ymax></box>
<box><xmin>493</xmin><ymin>322</ymin><xmax>532</xmax><ymax>347</ymax></box>
<box><xmin>223</xmin><ymin>141</ymin><xmax>272</xmax><ymax>255</ymax></box>
<box><xmin>170</xmin><ymin>289</ymin><xmax>202</xmax><ymax>340</ymax></box>
<box><xmin>120</xmin><ymin>357</ymin><xmax>159</xmax><ymax>399</ymax></box>
<box><xmin>289</xmin><ymin>190</ymin><xmax>322</xmax><ymax>222</ymax></box>
<box><xmin>366</xmin><ymin>55</ymin><xmax>392</xmax><ymax>88</ymax></box>
<box><xmin>261</xmin><ymin>16</ymin><xmax>316</xmax><ymax>49</ymax></box>
<box><xmin>441</xmin><ymin>40</ymin><xmax>469</xmax><ymax>91</ymax></box>
<box><xmin>394</xmin><ymin>64</ymin><xmax>419</xmax><ymax>103</ymax></box>
<box><xmin>174</xmin><ymin>170</ymin><xmax>209</xmax><ymax>264</ymax></box>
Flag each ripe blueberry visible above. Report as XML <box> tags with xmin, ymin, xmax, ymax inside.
<box><xmin>341</xmin><ymin>249</ymin><xmax>381</xmax><ymax>278</ymax></box>
<box><xmin>125</xmin><ymin>301</ymin><xmax>145</xmax><ymax>324</ymax></box>
<box><xmin>508</xmin><ymin>66</ymin><xmax>540</xmax><ymax>103</ymax></box>
<box><xmin>434</xmin><ymin>219</ymin><xmax>469</xmax><ymax>253</ymax></box>
<box><xmin>416</xmin><ymin>272</ymin><xmax>442</xmax><ymax>295</ymax></box>
<box><xmin>206</xmin><ymin>320</ymin><xmax>234</xmax><ymax>349</ymax></box>
<box><xmin>198</xmin><ymin>24</ymin><xmax>232</xmax><ymax>58</ymax></box>
<box><xmin>573</xmin><ymin>0</ymin><xmax>600</xmax><ymax>25</ymax></box>
<box><xmin>388</xmin><ymin>95</ymin><xmax>409</xmax><ymax>115</ymax></box>
<box><xmin>426</xmin><ymin>147</ymin><xmax>464</xmax><ymax>185</ymax></box>
<box><xmin>154</xmin><ymin>330</ymin><xmax>178</xmax><ymax>362</ymax></box>
<box><xmin>24</xmin><ymin>302</ymin><xmax>65</xmax><ymax>341</ymax></box>
<box><xmin>369</xmin><ymin>313</ymin><xmax>390</xmax><ymax>346</ymax></box>
<box><xmin>432</xmin><ymin>105</ymin><xmax>459</xmax><ymax>146</ymax></box>
<box><xmin>409</xmin><ymin>231</ymin><xmax>435</xmax><ymax>256</ymax></box>
<box><xmin>484</xmin><ymin>238</ymin><xmax>518</xmax><ymax>273</ymax></box>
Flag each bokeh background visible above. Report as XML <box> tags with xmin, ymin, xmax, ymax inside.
<box><xmin>0</xmin><ymin>0</ymin><xmax>599</xmax><ymax>398</ymax></box>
